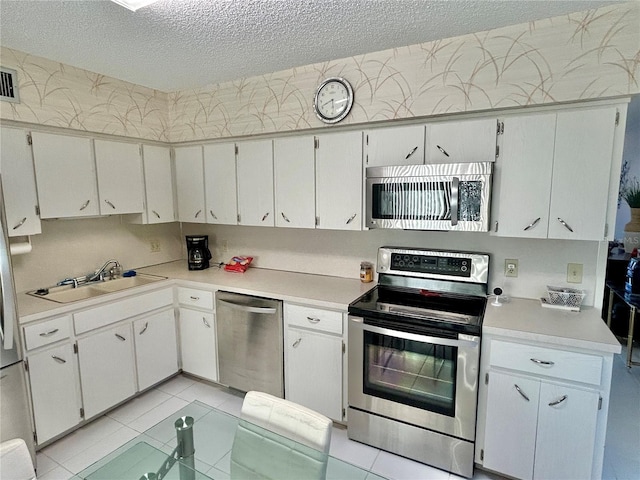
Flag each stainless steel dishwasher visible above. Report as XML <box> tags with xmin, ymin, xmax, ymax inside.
<box><xmin>216</xmin><ymin>291</ymin><xmax>284</xmax><ymax>398</ymax></box>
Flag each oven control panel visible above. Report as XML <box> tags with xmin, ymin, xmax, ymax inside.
<box><xmin>377</xmin><ymin>247</ymin><xmax>490</xmax><ymax>284</ymax></box>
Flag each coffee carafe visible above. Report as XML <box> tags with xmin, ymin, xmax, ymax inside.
<box><xmin>186</xmin><ymin>235</ymin><xmax>212</xmax><ymax>270</ymax></box>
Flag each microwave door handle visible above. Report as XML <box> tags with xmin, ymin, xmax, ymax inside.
<box><xmin>451</xmin><ymin>177</ymin><xmax>459</xmax><ymax>226</ymax></box>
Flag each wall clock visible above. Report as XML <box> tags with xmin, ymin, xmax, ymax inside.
<box><xmin>313</xmin><ymin>77</ymin><xmax>354</xmax><ymax>124</ymax></box>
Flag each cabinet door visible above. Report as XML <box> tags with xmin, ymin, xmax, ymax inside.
<box><xmin>236</xmin><ymin>139</ymin><xmax>274</xmax><ymax>226</ymax></box>
<box><xmin>315</xmin><ymin>131</ymin><xmax>362</xmax><ymax>230</ymax></box>
<box><xmin>27</xmin><ymin>344</ymin><xmax>81</xmax><ymax>444</ymax></box>
<box><xmin>174</xmin><ymin>146</ymin><xmax>206</xmax><ymax>223</ymax></box>
<box><xmin>134</xmin><ymin>309</ymin><xmax>178</xmax><ymax>391</ymax></box>
<box><xmin>31</xmin><ymin>132</ymin><xmax>99</xmax><ymax>218</ymax></box>
<box><xmin>548</xmin><ymin>107</ymin><xmax>617</xmax><ymax>240</ymax></box>
<box><xmin>94</xmin><ymin>139</ymin><xmax>144</xmax><ymax>215</ymax></box>
<box><xmin>491</xmin><ymin>113</ymin><xmax>556</xmax><ymax>238</ymax></box>
<box><xmin>77</xmin><ymin>323</ymin><xmax>136</xmax><ymax>419</ymax></box>
<box><xmin>178</xmin><ymin>308</ymin><xmax>217</xmax><ymax>382</ymax></box>
<box><xmin>141</xmin><ymin>145</ymin><xmax>175</xmax><ymax>223</ymax></box>
<box><xmin>274</xmin><ymin>136</ymin><xmax>315</xmax><ymax>228</ymax></box>
<box><xmin>534</xmin><ymin>383</ymin><xmax>599</xmax><ymax>480</ymax></box>
<box><xmin>285</xmin><ymin>327</ymin><xmax>343</xmax><ymax>420</ymax></box>
<box><xmin>365</xmin><ymin>125</ymin><xmax>425</xmax><ymax>167</ymax></box>
<box><xmin>0</xmin><ymin>127</ymin><xmax>41</xmax><ymax>236</ymax></box>
<box><xmin>425</xmin><ymin>118</ymin><xmax>497</xmax><ymax>163</ymax></box>
<box><xmin>204</xmin><ymin>143</ymin><xmax>238</xmax><ymax>225</ymax></box>
<box><xmin>483</xmin><ymin>371</ymin><xmax>540</xmax><ymax>480</ymax></box>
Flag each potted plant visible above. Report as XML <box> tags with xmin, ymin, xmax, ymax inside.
<box><xmin>622</xmin><ymin>178</ymin><xmax>640</xmax><ymax>251</ymax></box>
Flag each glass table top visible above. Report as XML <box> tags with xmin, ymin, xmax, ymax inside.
<box><xmin>78</xmin><ymin>400</ymin><xmax>386</xmax><ymax>480</ymax></box>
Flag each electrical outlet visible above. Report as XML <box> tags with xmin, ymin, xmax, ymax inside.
<box><xmin>150</xmin><ymin>239</ymin><xmax>161</xmax><ymax>253</ymax></box>
<box><xmin>567</xmin><ymin>263</ymin><xmax>583</xmax><ymax>283</ymax></box>
<box><xmin>222</xmin><ymin>240</ymin><xmax>229</xmax><ymax>253</ymax></box>
<box><xmin>505</xmin><ymin>259</ymin><xmax>518</xmax><ymax>277</ymax></box>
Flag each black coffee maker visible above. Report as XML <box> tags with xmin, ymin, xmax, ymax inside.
<box><xmin>186</xmin><ymin>235</ymin><xmax>212</xmax><ymax>270</ymax></box>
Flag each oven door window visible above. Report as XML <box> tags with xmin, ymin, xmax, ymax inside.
<box><xmin>363</xmin><ymin>330</ymin><xmax>457</xmax><ymax>417</ymax></box>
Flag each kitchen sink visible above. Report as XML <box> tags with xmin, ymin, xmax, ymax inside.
<box><xmin>28</xmin><ymin>274</ymin><xmax>168</xmax><ymax>304</ymax></box>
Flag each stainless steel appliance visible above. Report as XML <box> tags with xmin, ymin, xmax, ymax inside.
<box><xmin>0</xmin><ymin>176</ymin><xmax>36</xmax><ymax>465</ymax></box>
<box><xmin>216</xmin><ymin>291</ymin><xmax>284</xmax><ymax>398</ymax></box>
<box><xmin>366</xmin><ymin>162</ymin><xmax>492</xmax><ymax>232</ymax></box>
<box><xmin>348</xmin><ymin>246</ymin><xmax>489</xmax><ymax>478</ymax></box>
<box><xmin>186</xmin><ymin>235</ymin><xmax>212</xmax><ymax>270</ymax></box>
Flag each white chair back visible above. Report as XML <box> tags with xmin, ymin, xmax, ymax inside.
<box><xmin>0</xmin><ymin>438</ymin><xmax>36</xmax><ymax>480</ymax></box>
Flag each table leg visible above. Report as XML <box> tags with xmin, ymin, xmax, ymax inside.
<box><xmin>607</xmin><ymin>287</ymin><xmax>615</xmax><ymax>328</ymax></box>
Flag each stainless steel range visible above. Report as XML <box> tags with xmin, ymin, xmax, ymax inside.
<box><xmin>347</xmin><ymin>246</ymin><xmax>489</xmax><ymax>478</ymax></box>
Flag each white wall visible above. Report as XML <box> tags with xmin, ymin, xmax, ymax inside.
<box><xmin>615</xmin><ymin>95</ymin><xmax>640</xmax><ymax>241</ymax></box>
<box><xmin>183</xmin><ymin>223</ymin><xmax>602</xmax><ymax>307</ymax></box>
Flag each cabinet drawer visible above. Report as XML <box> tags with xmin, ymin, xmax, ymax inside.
<box><xmin>23</xmin><ymin>315</ymin><xmax>72</xmax><ymax>350</ymax></box>
<box><xmin>178</xmin><ymin>287</ymin><xmax>214</xmax><ymax>310</ymax></box>
<box><xmin>74</xmin><ymin>288</ymin><xmax>173</xmax><ymax>335</ymax></box>
<box><xmin>490</xmin><ymin>340</ymin><xmax>603</xmax><ymax>386</ymax></box>
<box><xmin>285</xmin><ymin>304</ymin><xmax>343</xmax><ymax>335</ymax></box>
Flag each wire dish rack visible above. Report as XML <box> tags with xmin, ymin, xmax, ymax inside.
<box><xmin>540</xmin><ymin>286</ymin><xmax>586</xmax><ymax>312</ymax></box>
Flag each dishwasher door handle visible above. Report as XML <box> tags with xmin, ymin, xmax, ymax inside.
<box><xmin>217</xmin><ymin>299</ymin><xmax>277</xmax><ymax>315</ymax></box>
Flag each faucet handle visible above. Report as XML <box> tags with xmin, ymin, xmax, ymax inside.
<box><xmin>109</xmin><ymin>264</ymin><xmax>123</xmax><ymax>279</ymax></box>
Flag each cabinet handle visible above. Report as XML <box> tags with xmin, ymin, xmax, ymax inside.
<box><xmin>139</xmin><ymin>322</ymin><xmax>148</xmax><ymax>335</ymax></box>
<box><xmin>262</xmin><ymin>212</ymin><xmax>270</xmax><ymax>222</ymax></box>
<box><xmin>195</xmin><ymin>209</ymin><xmax>202</xmax><ymax>218</ymax></box>
<box><xmin>190</xmin><ymin>296</ymin><xmax>200</xmax><ymax>301</ymax></box>
<box><xmin>210</xmin><ymin>210</ymin><xmax>217</xmax><ymax>220</ymax></box>
<box><xmin>557</xmin><ymin>217</ymin><xmax>574</xmax><ymax>233</ymax></box>
<box><xmin>346</xmin><ymin>213</ymin><xmax>357</xmax><ymax>225</ymax></box>
<box><xmin>523</xmin><ymin>217</ymin><xmax>541</xmax><ymax>231</ymax></box>
<box><xmin>292</xmin><ymin>338</ymin><xmax>302</xmax><ymax>348</ymax></box>
<box><xmin>51</xmin><ymin>355</ymin><xmax>67</xmax><ymax>364</ymax></box>
<box><xmin>202</xmin><ymin>317</ymin><xmax>211</xmax><ymax>328</ymax></box>
<box><xmin>12</xmin><ymin>217</ymin><xmax>27</xmax><ymax>230</ymax></box>
<box><xmin>79</xmin><ymin>199</ymin><xmax>91</xmax><ymax>211</ymax></box>
<box><xmin>105</xmin><ymin>200</ymin><xmax>116</xmax><ymax>210</ymax></box>
<box><xmin>514</xmin><ymin>384</ymin><xmax>530</xmax><ymax>402</ymax></box>
<box><xmin>281</xmin><ymin>212</ymin><xmax>290</xmax><ymax>223</ymax></box>
<box><xmin>115</xmin><ymin>333</ymin><xmax>126</xmax><ymax>341</ymax></box>
<box><xmin>152</xmin><ymin>210</ymin><xmax>161</xmax><ymax>219</ymax></box>
<box><xmin>530</xmin><ymin>358</ymin><xmax>554</xmax><ymax>366</ymax></box>
<box><xmin>548</xmin><ymin>395</ymin><xmax>568</xmax><ymax>407</ymax></box>
<box><xmin>436</xmin><ymin>145</ymin><xmax>450</xmax><ymax>157</ymax></box>
<box><xmin>405</xmin><ymin>146</ymin><xmax>418</xmax><ymax>160</ymax></box>
<box><xmin>39</xmin><ymin>328</ymin><xmax>59</xmax><ymax>337</ymax></box>
<box><xmin>306</xmin><ymin>316</ymin><xmax>320</xmax><ymax>324</ymax></box>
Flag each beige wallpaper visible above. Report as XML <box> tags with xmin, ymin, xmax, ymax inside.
<box><xmin>1</xmin><ymin>2</ymin><xmax>638</xmax><ymax>143</ymax></box>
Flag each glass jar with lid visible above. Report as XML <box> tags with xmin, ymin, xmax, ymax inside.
<box><xmin>360</xmin><ymin>262</ymin><xmax>373</xmax><ymax>283</ymax></box>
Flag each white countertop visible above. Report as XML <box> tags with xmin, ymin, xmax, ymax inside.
<box><xmin>483</xmin><ymin>297</ymin><xmax>621</xmax><ymax>354</ymax></box>
<box><xmin>18</xmin><ymin>261</ymin><xmax>374</xmax><ymax>322</ymax></box>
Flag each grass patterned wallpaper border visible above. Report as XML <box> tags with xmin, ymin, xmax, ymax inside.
<box><xmin>1</xmin><ymin>2</ymin><xmax>638</xmax><ymax>143</ymax></box>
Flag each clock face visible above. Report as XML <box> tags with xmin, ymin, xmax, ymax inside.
<box><xmin>313</xmin><ymin>77</ymin><xmax>354</xmax><ymax>124</ymax></box>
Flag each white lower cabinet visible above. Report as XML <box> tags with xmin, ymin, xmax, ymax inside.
<box><xmin>284</xmin><ymin>303</ymin><xmax>344</xmax><ymax>421</ymax></box>
<box><xmin>134</xmin><ymin>309</ymin><xmax>178</xmax><ymax>391</ymax></box>
<box><xmin>27</xmin><ymin>343</ymin><xmax>81</xmax><ymax>444</ymax></box>
<box><xmin>178</xmin><ymin>308</ymin><xmax>218</xmax><ymax>382</ymax></box>
<box><xmin>77</xmin><ymin>323</ymin><xmax>137</xmax><ymax>419</ymax></box>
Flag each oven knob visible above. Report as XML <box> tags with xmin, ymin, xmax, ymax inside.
<box><xmin>461</xmin><ymin>266</ymin><xmax>468</xmax><ymax>272</ymax></box>
<box><xmin>399</xmin><ymin>261</ymin><xmax>405</xmax><ymax>266</ymax></box>
<box><xmin>404</xmin><ymin>255</ymin><xmax>410</xmax><ymax>261</ymax></box>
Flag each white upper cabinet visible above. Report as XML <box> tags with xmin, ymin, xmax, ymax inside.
<box><xmin>236</xmin><ymin>139</ymin><xmax>274</xmax><ymax>227</ymax></box>
<box><xmin>425</xmin><ymin>118</ymin><xmax>497</xmax><ymax>163</ymax></box>
<box><xmin>31</xmin><ymin>132</ymin><xmax>100</xmax><ymax>218</ymax></box>
<box><xmin>315</xmin><ymin>131</ymin><xmax>363</xmax><ymax>231</ymax></box>
<box><xmin>547</xmin><ymin>106</ymin><xmax>617</xmax><ymax>240</ymax></box>
<box><xmin>491</xmin><ymin>113</ymin><xmax>556</xmax><ymax>238</ymax></box>
<box><xmin>274</xmin><ymin>136</ymin><xmax>316</xmax><ymax>228</ymax></box>
<box><xmin>364</xmin><ymin>125</ymin><xmax>425</xmax><ymax>167</ymax></box>
<box><xmin>0</xmin><ymin>127</ymin><xmax>41</xmax><ymax>236</ymax></box>
<box><xmin>94</xmin><ymin>139</ymin><xmax>144</xmax><ymax>215</ymax></box>
<box><xmin>136</xmin><ymin>144</ymin><xmax>176</xmax><ymax>224</ymax></box>
<box><xmin>204</xmin><ymin>143</ymin><xmax>238</xmax><ymax>225</ymax></box>
<box><xmin>174</xmin><ymin>145</ymin><xmax>206</xmax><ymax>223</ymax></box>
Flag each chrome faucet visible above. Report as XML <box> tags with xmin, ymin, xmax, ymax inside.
<box><xmin>88</xmin><ymin>259</ymin><xmax>122</xmax><ymax>282</ymax></box>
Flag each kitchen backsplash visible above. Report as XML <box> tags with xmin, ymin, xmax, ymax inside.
<box><xmin>1</xmin><ymin>2</ymin><xmax>638</xmax><ymax>142</ymax></box>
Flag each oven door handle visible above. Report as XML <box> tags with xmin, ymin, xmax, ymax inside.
<box><xmin>351</xmin><ymin>317</ymin><xmax>479</xmax><ymax>348</ymax></box>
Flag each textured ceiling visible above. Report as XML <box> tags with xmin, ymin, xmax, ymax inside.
<box><xmin>0</xmin><ymin>0</ymin><xmax>622</xmax><ymax>92</ymax></box>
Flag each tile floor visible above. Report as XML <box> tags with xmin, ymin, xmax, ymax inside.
<box><xmin>35</xmin><ymin>345</ymin><xmax>640</xmax><ymax>480</ymax></box>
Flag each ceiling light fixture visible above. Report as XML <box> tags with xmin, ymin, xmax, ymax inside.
<box><xmin>110</xmin><ymin>0</ymin><xmax>160</xmax><ymax>12</ymax></box>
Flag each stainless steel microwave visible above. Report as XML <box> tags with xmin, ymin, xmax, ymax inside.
<box><xmin>366</xmin><ymin>162</ymin><xmax>492</xmax><ymax>231</ymax></box>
